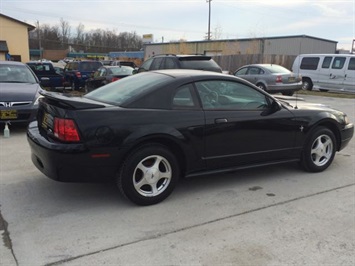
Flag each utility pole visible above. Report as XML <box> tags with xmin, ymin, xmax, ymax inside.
<box><xmin>206</xmin><ymin>0</ymin><xmax>212</xmax><ymax>40</ymax></box>
<box><xmin>36</xmin><ymin>20</ymin><xmax>42</xmax><ymax>60</ymax></box>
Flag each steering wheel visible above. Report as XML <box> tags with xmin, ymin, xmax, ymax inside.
<box><xmin>204</xmin><ymin>91</ymin><xmax>219</xmax><ymax>104</ymax></box>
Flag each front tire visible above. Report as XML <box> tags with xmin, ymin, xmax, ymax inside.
<box><xmin>256</xmin><ymin>83</ymin><xmax>267</xmax><ymax>91</ymax></box>
<box><xmin>301</xmin><ymin>127</ymin><xmax>336</xmax><ymax>172</ymax></box>
<box><xmin>302</xmin><ymin>78</ymin><xmax>313</xmax><ymax>91</ymax></box>
<box><xmin>117</xmin><ymin>144</ymin><xmax>180</xmax><ymax>205</ymax></box>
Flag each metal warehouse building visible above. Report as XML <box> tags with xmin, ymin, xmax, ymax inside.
<box><xmin>144</xmin><ymin>35</ymin><xmax>337</xmax><ymax>58</ymax></box>
<box><xmin>143</xmin><ymin>35</ymin><xmax>338</xmax><ymax>72</ymax></box>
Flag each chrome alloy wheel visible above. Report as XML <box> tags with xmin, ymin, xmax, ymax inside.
<box><xmin>133</xmin><ymin>155</ymin><xmax>172</xmax><ymax>197</ymax></box>
<box><xmin>310</xmin><ymin>134</ymin><xmax>333</xmax><ymax>167</ymax></box>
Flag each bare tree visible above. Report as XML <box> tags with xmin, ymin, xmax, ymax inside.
<box><xmin>59</xmin><ymin>18</ymin><xmax>71</xmax><ymax>48</ymax></box>
<box><xmin>75</xmin><ymin>23</ymin><xmax>85</xmax><ymax>44</ymax></box>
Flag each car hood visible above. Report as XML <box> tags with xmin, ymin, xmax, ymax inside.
<box><xmin>0</xmin><ymin>83</ymin><xmax>42</xmax><ymax>102</ymax></box>
<box><xmin>276</xmin><ymin>96</ymin><xmax>341</xmax><ymax>112</ymax></box>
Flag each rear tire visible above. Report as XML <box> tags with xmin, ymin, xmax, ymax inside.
<box><xmin>117</xmin><ymin>144</ymin><xmax>180</xmax><ymax>205</ymax></box>
<box><xmin>301</xmin><ymin>127</ymin><xmax>336</xmax><ymax>172</ymax></box>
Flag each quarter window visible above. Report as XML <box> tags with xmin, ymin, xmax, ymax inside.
<box><xmin>172</xmin><ymin>85</ymin><xmax>196</xmax><ymax>108</ymax></box>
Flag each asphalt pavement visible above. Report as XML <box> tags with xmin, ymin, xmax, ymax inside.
<box><xmin>0</xmin><ymin>94</ymin><xmax>354</xmax><ymax>266</ymax></box>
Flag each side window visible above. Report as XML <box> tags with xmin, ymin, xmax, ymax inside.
<box><xmin>348</xmin><ymin>58</ymin><xmax>355</xmax><ymax>70</ymax></box>
<box><xmin>300</xmin><ymin>57</ymin><xmax>320</xmax><ymax>70</ymax></box>
<box><xmin>150</xmin><ymin>58</ymin><xmax>164</xmax><ymax>70</ymax></box>
<box><xmin>99</xmin><ymin>68</ymin><xmax>107</xmax><ymax>76</ymax></box>
<box><xmin>332</xmin><ymin>57</ymin><xmax>346</xmax><ymax>69</ymax></box>
<box><xmin>140</xmin><ymin>58</ymin><xmax>153</xmax><ymax>71</ymax></box>
<box><xmin>234</xmin><ymin>67</ymin><xmax>248</xmax><ymax>75</ymax></box>
<box><xmin>322</xmin><ymin>57</ymin><xmax>332</xmax><ymax>68</ymax></box>
<box><xmin>93</xmin><ymin>70</ymin><xmax>100</xmax><ymax>78</ymax></box>
<box><xmin>164</xmin><ymin>58</ymin><xmax>178</xmax><ymax>69</ymax></box>
<box><xmin>195</xmin><ymin>80</ymin><xmax>268</xmax><ymax>110</ymax></box>
<box><xmin>248</xmin><ymin>67</ymin><xmax>260</xmax><ymax>75</ymax></box>
<box><xmin>172</xmin><ymin>84</ymin><xmax>196</xmax><ymax>108</ymax></box>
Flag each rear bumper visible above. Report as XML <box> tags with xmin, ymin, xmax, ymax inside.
<box><xmin>339</xmin><ymin>123</ymin><xmax>354</xmax><ymax>151</ymax></box>
<box><xmin>267</xmin><ymin>82</ymin><xmax>302</xmax><ymax>93</ymax></box>
<box><xmin>27</xmin><ymin>121</ymin><xmax>119</xmax><ymax>182</ymax></box>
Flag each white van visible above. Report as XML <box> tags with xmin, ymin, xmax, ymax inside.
<box><xmin>292</xmin><ymin>54</ymin><xmax>355</xmax><ymax>93</ymax></box>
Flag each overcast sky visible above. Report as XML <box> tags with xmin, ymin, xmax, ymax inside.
<box><xmin>1</xmin><ymin>0</ymin><xmax>354</xmax><ymax>50</ymax></box>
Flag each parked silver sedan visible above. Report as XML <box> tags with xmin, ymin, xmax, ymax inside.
<box><xmin>233</xmin><ymin>64</ymin><xmax>302</xmax><ymax>96</ymax></box>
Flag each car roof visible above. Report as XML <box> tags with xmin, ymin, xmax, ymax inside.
<box><xmin>105</xmin><ymin>65</ymin><xmax>134</xmax><ymax>69</ymax></box>
<box><xmin>0</xmin><ymin>60</ymin><xmax>26</xmax><ymax>66</ymax></box>
<box><xmin>149</xmin><ymin>69</ymin><xmax>230</xmax><ymax>79</ymax></box>
<box><xmin>153</xmin><ymin>54</ymin><xmax>212</xmax><ymax>59</ymax></box>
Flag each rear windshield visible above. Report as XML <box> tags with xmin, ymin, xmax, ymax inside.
<box><xmin>262</xmin><ymin>65</ymin><xmax>291</xmax><ymax>73</ymax></box>
<box><xmin>110</xmin><ymin>66</ymin><xmax>133</xmax><ymax>75</ymax></box>
<box><xmin>179</xmin><ymin>58</ymin><xmax>222</xmax><ymax>72</ymax></box>
<box><xmin>79</xmin><ymin>62</ymin><xmax>102</xmax><ymax>71</ymax></box>
<box><xmin>84</xmin><ymin>72</ymin><xmax>172</xmax><ymax>105</ymax></box>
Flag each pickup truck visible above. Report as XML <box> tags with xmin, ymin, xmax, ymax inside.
<box><xmin>27</xmin><ymin>61</ymin><xmax>64</xmax><ymax>90</ymax></box>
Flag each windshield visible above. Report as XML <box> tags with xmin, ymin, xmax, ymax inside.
<box><xmin>84</xmin><ymin>72</ymin><xmax>172</xmax><ymax>105</ymax></box>
<box><xmin>0</xmin><ymin>64</ymin><xmax>37</xmax><ymax>83</ymax></box>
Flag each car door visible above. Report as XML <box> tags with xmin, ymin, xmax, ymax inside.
<box><xmin>323</xmin><ymin>56</ymin><xmax>347</xmax><ymax>91</ymax></box>
<box><xmin>195</xmin><ymin>79</ymin><xmax>299</xmax><ymax>170</ymax></box>
<box><xmin>343</xmin><ymin>57</ymin><xmax>355</xmax><ymax>92</ymax></box>
<box><xmin>92</xmin><ymin>67</ymin><xmax>106</xmax><ymax>88</ymax></box>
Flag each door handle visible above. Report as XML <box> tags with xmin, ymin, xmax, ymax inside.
<box><xmin>215</xmin><ymin>118</ymin><xmax>228</xmax><ymax>124</ymax></box>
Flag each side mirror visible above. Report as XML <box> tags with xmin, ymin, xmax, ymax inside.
<box><xmin>261</xmin><ymin>100</ymin><xmax>281</xmax><ymax>116</ymax></box>
<box><xmin>132</xmin><ymin>69</ymin><xmax>138</xmax><ymax>74</ymax></box>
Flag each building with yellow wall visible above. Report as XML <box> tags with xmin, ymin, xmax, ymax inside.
<box><xmin>0</xmin><ymin>13</ymin><xmax>35</xmax><ymax>62</ymax></box>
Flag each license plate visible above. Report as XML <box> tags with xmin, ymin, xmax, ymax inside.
<box><xmin>288</xmin><ymin>77</ymin><xmax>296</xmax><ymax>82</ymax></box>
<box><xmin>0</xmin><ymin>110</ymin><xmax>17</xmax><ymax>120</ymax></box>
<box><xmin>41</xmin><ymin>112</ymin><xmax>50</xmax><ymax>129</ymax></box>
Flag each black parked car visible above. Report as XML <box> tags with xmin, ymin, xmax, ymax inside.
<box><xmin>63</xmin><ymin>60</ymin><xmax>103</xmax><ymax>90</ymax></box>
<box><xmin>85</xmin><ymin>65</ymin><xmax>134</xmax><ymax>92</ymax></box>
<box><xmin>136</xmin><ymin>54</ymin><xmax>222</xmax><ymax>73</ymax></box>
<box><xmin>27</xmin><ymin>70</ymin><xmax>354</xmax><ymax>205</ymax></box>
<box><xmin>0</xmin><ymin>61</ymin><xmax>43</xmax><ymax>124</ymax></box>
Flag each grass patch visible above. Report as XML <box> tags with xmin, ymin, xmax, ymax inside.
<box><xmin>296</xmin><ymin>90</ymin><xmax>355</xmax><ymax>99</ymax></box>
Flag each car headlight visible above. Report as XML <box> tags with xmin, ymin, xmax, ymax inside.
<box><xmin>343</xmin><ymin>114</ymin><xmax>349</xmax><ymax>125</ymax></box>
<box><xmin>34</xmin><ymin>95</ymin><xmax>44</xmax><ymax>106</ymax></box>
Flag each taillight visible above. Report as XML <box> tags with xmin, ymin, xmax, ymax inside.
<box><xmin>112</xmin><ymin>77</ymin><xmax>120</xmax><ymax>82</ymax></box>
<box><xmin>75</xmin><ymin>71</ymin><xmax>81</xmax><ymax>78</ymax></box>
<box><xmin>53</xmin><ymin>118</ymin><xmax>81</xmax><ymax>142</ymax></box>
<box><xmin>276</xmin><ymin>75</ymin><xmax>282</xmax><ymax>83</ymax></box>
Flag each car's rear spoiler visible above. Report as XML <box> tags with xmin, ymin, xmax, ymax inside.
<box><xmin>39</xmin><ymin>90</ymin><xmax>106</xmax><ymax>110</ymax></box>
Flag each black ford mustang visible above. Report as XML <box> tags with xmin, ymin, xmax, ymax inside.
<box><xmin>27</xmin><ymin>70</ymin><xmax>354</xmax><ymax>205</ymax></box>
